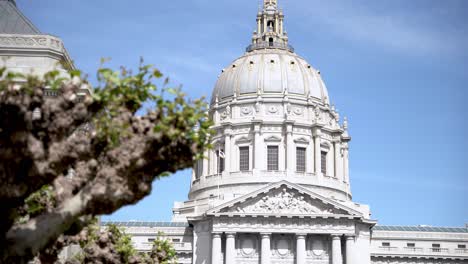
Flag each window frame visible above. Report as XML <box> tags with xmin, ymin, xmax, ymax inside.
<box><xmin>296</xmin><ymin>147</ymin><xmax>306</xmax><ymax>172</ymax></box>
<box><xmin>267</xmin><ymin>145</ymin><xmax>279</xmax><ymax>171</ymax></box>
<box><xmin>239</xmin><ymin>146</ymin><xmax>250</xmax><ymax>171</ymax></box>
<box><xmin>217</xmin><ymin>148</ymin><xmax>225</xmax><ymax>174</ymax></box>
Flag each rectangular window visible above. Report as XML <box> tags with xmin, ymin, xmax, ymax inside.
<box><xmin>195</xmin><ymin>159</ymin><xmax>203</xmax><ymax>179</ymax></box>
<box><xmin>382</xmin><ymin>242</ymin><xmax>390</xmax><ymax>247</ymax></box>
<box><xmin>432</xmin><ymin>244</ymin><xmax>440</xmax><ymax>248</ymax></box>
<box><xmin>172</xmin><ymin>238</ymin><xmax>181</xmax><ymax>243</ymax></box>
<box><xmin>321</xmin><ymin>151</ymin><xmax>327</xmax><ymax>175</ymax></box>
<box><xmin>267</xmin><ymin>146</ymin><xmax>279</xmax><ymax>171</ymax></box>
<box><xmin>148</xmin><ymin>238</ymin><xmax>155</xmax><ymax>242</ymax></box>
<box><xmin>407</xmin><ymin>243</ymin><xmax>415</xmax><ymax>247</ymax></box>
<box><xmin>217</xmin><ymin>149</ymin><xmax>224</xmax><ymax>173</ymax></box>
<box><xmin>239</xmin><ymin>146</ymin><xmax>250</xmax><ymax>171</ymax></box>
<box><xmin>296</xmin><ymin>147</ymin><xmax>306</xmax><ymax>172</ymax></box>
<box><xmin>458</xmin><ymin>245</ymin><xmax>467</xmax><ymax>249</ymax></box>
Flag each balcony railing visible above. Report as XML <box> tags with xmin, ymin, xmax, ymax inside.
<box><xmin>379</xmin><ymin>246</ymin><xmax>398</xmax><ymax>252</ymax></box>
<box><xmin>373</xmin><ymin>246</ymin><xmax>467</xmax><ymax>257</ymax></box>
<box><xmin>404</xmin><ymin>247</ymin><xmax>423</xmax><ymax>252</ymax></box>
<box><xmin>430</xmin><ymin>247</ymin><xmax>449</xmax><ymax>253</ymax></box>
<box><xmin>246</xmin><ymin>42</ymin><xmax>294</xmax><ymax>53</ymax></box>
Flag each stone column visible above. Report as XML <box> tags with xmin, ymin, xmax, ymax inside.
<box><xmin>306</xmin><ymin>135</ymin><xmax>314</xmax><ymax>174</ymax></box>
<box><xmin>343</xmin><ymin>143</ymin><xmax>349</xmax><ymax>183</ymax></box>
<box><xmin>286</xmin><ymin>123</ymin><xmax>294</xmax><ymax>174</ymax></box>
<box><xmin>254</xmin><ymin>123</ymin><xmax>262</xmax><ymax>171</ymax></box>
<box><xmin>225</xmin><ymin>131</ymin><xmax>231</xmax><ymax>173</ymax></box>
<box><xmin>331</xmin><ymin>235</ymin><xmax>343</xmax><ymax>264</ymax></box>
<box><xmin>225</xmin><ymin>233</ymin><xmax>236</xmax><ymax>264</ymax></box>
<box><xmin>202</xmin><ymin>150</ymin><xmax>209</xmax><ymax>179</ymax></box>
<box><xmin>314</xmin><ymin>129</ymin><xmax>322</xmax><ymax>177</ymax></box>
<box><xmin>296</xmin><ymin>234</ymin><xmax>306</xmax><ymax>264</ymax></box>
<box><xmin>260</xmin><ymin>233</ymin><xmax>271</xmax><ymax>264</ymax></box>
<box><xmin>334</xmin><ymin>141</ymin><xmax>341</xmax><ymax>179</ymax></box>
<box><xmin>257</xmin><ymin>18</ymin><xmax>261</xmax><ymax>34</ymax></box>
<box><xmin>211</xmin><ymin>233</ymin><xmax>222</xmax><ymax>264</ymax></box>
<box><xmin>345</xmin><ymin>236</ymin><xmax>355</xmax><ymax>264</ymax></box>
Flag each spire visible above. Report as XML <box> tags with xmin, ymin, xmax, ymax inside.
<box><xmin>247</xmin><ymin>0</ymin><xmax>293</xmax><ymax>52</ymax></box>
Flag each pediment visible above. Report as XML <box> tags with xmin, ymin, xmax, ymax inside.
<box><xmin>264</xmin><ymin>135</ymin><xmax>282</xmax><ymax>142</ymax></box>
<box><xmin>207</xmin><ymin>181</ymin><xmax>362</xmax><ymax>217</ymax></box>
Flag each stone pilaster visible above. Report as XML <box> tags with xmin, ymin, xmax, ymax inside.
<box><xmin>286</xmin><ymin>123</ymin><xmax>294</xmax><ymax>174</ymax></box>
<box><xmin>254</xmin><ymin>122</ymin><xmax>262</xmax><ymax>171</ymax></box>
<box><xmin>224</xmin><ymin>128</ymin><xmax>232</xmax><ymax>173</ymax></box>
<box><xmin>334</xmin><ymin>141</ymin><xmax>341</xmax><ymax>179</ymax></box>
<box><xmin>314</xmin><ymin>129</ymin><xmax>322</xmax><ymax>177</ymax></box>
<box><xmin>332</xmin><ymin>235</ymin><xmax>343</xmax><ymax>264</ymax></box>
<box><xmin>260</xmin><ymin>233</ymin><xmax>271</xmax><ymax>264</ymax></box>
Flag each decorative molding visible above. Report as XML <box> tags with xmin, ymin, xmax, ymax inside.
<box><xmin>264</xmin><ymin>135</ymin><xmax>282</xmax><ymax>142</ymax></box>
<box><xmin>240</xmin><ymin>106</ymin><xmax>253</xmax><ymax>116</ymax></box>
<box><xmin>0</xmin><ymin>35</ymin><xmax>63</xmax><ymax>52</ymax></box>
<box><xmin>294</xmin><ymin>137</ymin><xmax>309</xmax><ymax>144</ymax></box>
<box><xmin>235</xmin><ymin>136</ymin><xmax>252</xmax><ymax>144</ymax></box>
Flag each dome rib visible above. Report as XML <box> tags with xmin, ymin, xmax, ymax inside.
<box><xmin>212</xmin><ymin>50</ymin><xmax>330</xmax><ymax>105</ymax></box>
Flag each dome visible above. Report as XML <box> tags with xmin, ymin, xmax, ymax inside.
<box><xmin>212</xmin><ymin>49</ymin><xmax>330</xmax><ymax>105</ymax></box>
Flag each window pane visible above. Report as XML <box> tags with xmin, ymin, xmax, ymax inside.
<box><xmin>217</xmin><ymin>149</ymin><xmax>224</xmax><ymax>173</ymax></box>
<box><xmin>239</xmin><ymin>147</ymin><xmax>249</xmax><ymax>171</ymax></box>
<box><xmin>195</xmin><ymin>159</ymin><xmax>203</xmax><ymax>179</ymax></box>
<box><xmin>296</xmin><ymin>147</ymin><xmax>306</xmax><ymax>172</ymax></box>
<box><xmin>267</xmin><ymin>146</ymin><xmax>279</xmax><ymax>170</ymax></box>
<box><xmin>321</xmin><ymin>151</ymin><xmax>327</xmax><ymax>175</ymax></box>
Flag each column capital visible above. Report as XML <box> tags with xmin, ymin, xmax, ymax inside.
<box><xmin>226</xmin><ymin>232</ymin><xmax>236</xmax><ymax>238</ymax></box>
<box><xmin>313</xmin><ymin>128</ymin><xmax>322</xmax><ymax>137</ymax></box>
<box><xmin>296</xmin><ymin>234</ymin><xmax>307</xmax><ymax>239</ymax></box>
<box><xmin>260</xmin><ymin>232</ymin><xmax>271</xmax><ymax>238</ymax></box>
<box><xmin>212</xmin><ymin>232</ymin><xmax>222</xmax><ymax>238</ymax></box>
<box><xmin>345</xmin><ymin>235</ymin><xmax>355</xmax><ymax>240</ymax></box>
<box><xmin>331</xmin><ymin>234</ymin><xmax>341</xmax><ymax>240</ymax></box>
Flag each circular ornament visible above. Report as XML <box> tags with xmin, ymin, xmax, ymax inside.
<box><xmin>241</xmin><ymin>107</ymin><xmax>252</xmax><ymax>115</ymax></box>
<box><xmin>268</xmin><ymin>105</ymin><xmax>278</xmax><ymax>114</ymax></box>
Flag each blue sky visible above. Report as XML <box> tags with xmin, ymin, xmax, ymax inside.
<box><xmin>19</xmin><ymin>0</ymin><xmax>467</xmax><ymax>226</ymax></box>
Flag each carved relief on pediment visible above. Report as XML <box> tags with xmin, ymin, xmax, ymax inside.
<box><xmin>225</xmin><ymin>188</ymin><xmax>340</xmax><ymax>215</ymax></box>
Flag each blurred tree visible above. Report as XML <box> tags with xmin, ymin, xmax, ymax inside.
<box><xmin>0</xmin><ymin>61</ymin><xmax>211</xmax><ymax>263</ymax></box>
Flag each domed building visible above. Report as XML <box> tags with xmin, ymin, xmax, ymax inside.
<box><xmin>167</xmin><ymin>1</ymin><xmax>374</xmax><ymax>263</ymax></box>
<box><xmin>4</xmin><ymin>0</ymin><xmax>466</xmax><ymax>263</ymax></box>
<box><xmin>110</xmin><ymin>1</ymin><xmax>468</xmax><ymax>264</ymax></box>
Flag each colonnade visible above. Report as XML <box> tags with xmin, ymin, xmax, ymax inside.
<box><xmin>211</xmin><ymin>232</ymin><xmax>356</xmax><ymax>264</ymax></box>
